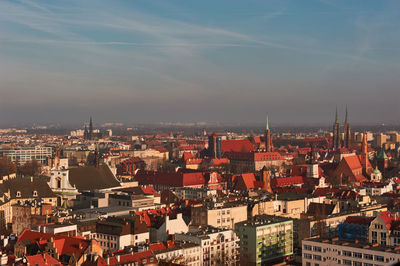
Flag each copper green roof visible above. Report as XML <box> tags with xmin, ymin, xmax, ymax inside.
<box><xmin>372</xmin><ymin>168</ymin><xmax>381</xmax><ymax>174</ymax></box>
<box><xmin>377</xmin><ymin>149</ymin><xmax>388</xmax><ymax>159</ymax></box>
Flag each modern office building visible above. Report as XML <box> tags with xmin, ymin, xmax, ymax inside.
<box><xmin>235</xmin><ymin>215</ymin><xmax>293</xmax><ymax>265</ymax></box>
<box><xmin>1</xmin><ymin>146</ymin><xmax>53</xmax><ymax>164</ymax></box>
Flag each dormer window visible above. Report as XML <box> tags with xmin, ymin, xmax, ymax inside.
<box><xmin>16</xmin><ymin>191</ymin><xmax>21</xmax><ymax>198</ymax></box>
<box><xmin>33</xmin><ymin>190</ymin><xmax>38</xmax><ymax>197</ymax></box>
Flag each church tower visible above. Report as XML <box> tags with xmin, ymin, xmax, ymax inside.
<box><xmin>89</xmin><ymin>116</ymin><xmax>93</xmax><ymax>140</ymax></box>
<box><xmin>265</xmin><ymin>116</ymin><xmax>272</xmax><ymax>152</ymax></box>
<box><xmin>332</xmin><ymin>107</ymin><xmax>340</xmax><ymax>150</ymax></box>
<box><xmin>343</xmin><ymin>106</ymin><xmax>351</xmax><ymax>149</ymax></box>
<box><xmin>360</xmin><ymin>132</ymin><xmax>369</xmax><ymax>173</ymax></box>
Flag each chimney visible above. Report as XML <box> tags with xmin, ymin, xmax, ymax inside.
<box><xmin>31</xmin><ymin>176</ymin><xmax>33</xmax><ymax>182</ymax></box>
<box><xmin>116</xmin><ymin>255</ymin><xmax>120</xmax><ymax>262</ymax></box>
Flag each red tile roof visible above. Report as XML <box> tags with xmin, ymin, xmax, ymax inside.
<box><xmin>26</xmin><ymin>253</ymin><xmax>62</xmax><ymax>266</ymax></box>
<box><xmin>271</xmin><ymin>176</ymin><xmax>306</xmax><ymax>188</ymax></box>
<box><xmin>221</xmin><ymin>139</ymin><xmax>255</xmax><ymax>153</ymax></box>
<box><xmin>18</xmin><ymin>229</ymin><xmax>91</xmax><ymax>258</ymax></box>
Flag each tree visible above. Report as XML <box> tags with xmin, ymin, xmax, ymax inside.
<box><xmin>0</xmin><ymin>156</ymin><xmax>16</xmax><ymax>177</ymax></box>
<box><xmin>19</xmin><ymin>159</ymin><xmax>41</xmax><ymax>177</ymax></box>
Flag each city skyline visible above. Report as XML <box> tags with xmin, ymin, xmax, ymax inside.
<box><xmin>1</xmin><ymin>0</ymin><xmax>400</xmax><ymax>125</ymax></box>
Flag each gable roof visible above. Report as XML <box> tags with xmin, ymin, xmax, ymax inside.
<box><xmin>69</xmin><ymin>165</ymin><xmax>120</xmax><ymax>191</ymax></box>
<box><xmin>17</xmin><ymin>229</ymin><xmax>90</xmax><ymax>258</ymax></box>
<box><xmin>26</xmin><ymin>253</ymin><xmax>62</xmax><ymax>266</ymax></box>
<box><xmin>0</xmin><ymin>177</ymin><xmax>55</xmax><ymax>200</ymax></box>
<box><xmin>271</xmin><ymin>176</ymin><xmax>306</xmax><ymax>188</ymax></box>
<box><xmin>221</xmin><ymin>139</ymin><xmax>255</xmax><ymax>153</ymax></box>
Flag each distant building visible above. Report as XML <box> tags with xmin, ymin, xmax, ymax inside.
<box><xmin>1</xmin><ymin>146</ymin><xmax>53</xmax><ymax>164</ymax></box>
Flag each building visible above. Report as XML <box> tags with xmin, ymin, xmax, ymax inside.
<box><xmin>302</xmin><ymin>237</ymin><xmax>400</xmax><ymax>266</ymax></box>
<box><xmin>12</xmin><ymin>203</ymin><xmax>52</xmax><ymax>234</ymax></box>
<box><xmin>338</xmin><ymin>216</ymin><xmax>375</xmax><ymax>242</ymax></box>
<box><xmin>15</xmin><ymin>229</ymin><xmax>102</xmax><ymax>265</ymax></box>
<box><xmin>171</xmin><ymin>187</ymin><xmax>217</xmax><ymax>200</ymax></box>
<box><xmin>191</xmin><ymin>201</ymin><xmax>248</xmax><ymax>229</ymax></box>
<box><xmin>369</xmin><ymin>211</ymin><xmax>400</xmax><ymax>246</ymax></box>
<box><xmin>295</xmin><ymin>203</ymin><xmax>388</xmax><ymax>249</ymax></box>
<box><xmin>153</xmin><ymin>241</ymin><xmax>201</xmax><ymax>266</ymax></box>
<box><xmin>1</xmin><ymin>146</ymin><xmax>53</xmax><ymax>164</ymax></box>
<box><xmin>343</xmin><ymin>107</ymin><xmax>351</xmax><ymax>149</ymax></box>
<box><xmin>94</xmin><ymin>216</ymin><xmax>149</xmax><ymax>251</ymax></box>
<box><xmin>31</xmin><ymin>223</ymin><xmax>77</xmax><ymax>237</ymax></box>
<box><xmin>175</xmin><ymin>226</ymin><xmax>239</xmax><ymax>266</ymax></box>
<box><xmin>235</xmin><ymin>215</ymin><xmax>293</xmax><ymax>265</ymax></box>
<box><xmin>332</xmin><ymin>107</ymin><xmax>340</xmax><ymax>150</ymax></box>
<box><xmin>149</xmin><ymin>213</ymin><xmax>189</xmax><ymax>242</ymax></box>
<box><xmin>0</xmin><ymin>177</ymin><xmax>57</xmax><ymax>233</ymax></box>
<box><xmin>225</xmin><ymin>151</ymin><xmax>285</xmax><ymax>172</ymax></box>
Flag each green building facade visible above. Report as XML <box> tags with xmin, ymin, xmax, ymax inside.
<box><xmin>235</xmin><ymin>215</ymin><xmax>293</xmax><ymax>265</ymax></box>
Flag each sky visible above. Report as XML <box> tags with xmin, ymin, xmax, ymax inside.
<box><xmin>1</xmin><ymin>0</ymin><xmax>400</xmax><ymax>126</ymax></box>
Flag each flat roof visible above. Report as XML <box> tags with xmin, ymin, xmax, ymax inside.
<box><xmin>304</xmin><ymin>237</ymin><xmax>400</xmax><ymax>254</ymax></box>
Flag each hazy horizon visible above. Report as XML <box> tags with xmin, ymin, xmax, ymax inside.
<box><xmin>1</xmin><ymin>0</ymin><xmax>400</xmax><ymax>125</ymax></box>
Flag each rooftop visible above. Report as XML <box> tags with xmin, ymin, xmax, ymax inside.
<box><xmin>236</xmin><ymin>215</ymin><xmax>292</xmax><ymax>227</ymax></box>
<box><xmin>304</xmin><ymin>237</ymin><xmax>400</xmax><ymax>254</ymax></box>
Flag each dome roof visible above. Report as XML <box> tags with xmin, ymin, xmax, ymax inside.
<box><xmin>372</xmin><ymin>168</ymin><xmax>381</xmax><ymax>174</ymax></box>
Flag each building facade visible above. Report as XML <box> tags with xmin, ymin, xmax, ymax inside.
<box><xmin>235</xmin><ymin>215</ymin><xmax>293</xmax><ymax>265</ymax></box>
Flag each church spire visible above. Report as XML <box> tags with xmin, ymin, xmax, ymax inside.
<box><xmin>264</xmin><ymin>115</ymin><xmax>272</xmax><ymax>152</ymax></box>
<box><xmin>343</xmin><ymin>106</ymin><xmax>351</xmax><ymax>149</ymax></box>
<box><xmin>335</xmin><ymin>106</ymin><xmax>339</xmax><ymax>124</ymax></box>
<box><xmin>89</xmin><ymin>116</ymin><xmax>93</xmax><ymax>140</ymax></box>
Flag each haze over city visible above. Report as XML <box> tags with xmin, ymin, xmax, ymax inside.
<box><xmin>1</xmin><ymin>0</ymin><xmax>400</xmax><ymax>125</ymax></box>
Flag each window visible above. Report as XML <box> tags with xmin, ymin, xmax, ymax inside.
<box><xmin>304</xmin><ymin>253</ymin><xmax>312</xmax><ymax>259</ymax></box>
<box><xmin>343</xmin><ymin>251</ymin><xmax>352</xmax><ymax>257</ymax></box>
<box><xmin>375</xmin><ymin>255</ymin><xmax>384</xmax><ymax>262</ymax></box>
<box><xmin>16</xmin><ymin>191</ymin><xmax>21</xmax><ymax>197</ymax></box>
<box><xmin>343</xmin><ymin>259</ymin><xmax>352</xmax><ymax>265</ymax></box>
<box><xmin>353</xmin><ymin>252</ymin><xmax>362</xmax><ymax>258</ymax></box>
<box><xmin>353</xmin><ymin>262</ymin><xmax>362</xmax><ymax>266</ymax></box>
<box><xmin>304</xmin><ymin>245</ymin><xmax>312</xmax><ymax>251</ymax></box>
<box><xmin>313</xmin><ymin>255</ymin><xmax>322</xmax><ymax>261</ymax></box>
<box><xmin>364</xmin><ymin>254</ymin><xmax>373</xmax><ymax>260</ymax></box>
<box><xmin>313</xmin><ymin>246</ymin><xmax>322</xmax><ymax>252</ymax></box>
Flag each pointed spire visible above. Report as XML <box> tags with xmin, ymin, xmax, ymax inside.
<box><xmin>266</xmin><ymin>115</ymin><xmax>269</xmax><ymax>131</ymax></box>
<box><xmin>345</xmin><ymin>106</ymin><xmax>348</xmax><ymax>124</ymax></box>
<box><xmin>335</xmin><ymin>106</ymin><xmax>338</xmax><ymax>124</ymax></box>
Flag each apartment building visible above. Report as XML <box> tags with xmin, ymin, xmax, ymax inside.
<box><xmin>175</xmin><ymin>226</ymin><xmax>239</xmax><ymax>266</ymax></box>
<box><xmin>302</xmin><ymin>237</ymin><xmax>400</xmax><ymax>266</ymax></box>
<box><xmin>191</xmin><ymin>201</ymin><xmax>247</xmax><ymax>229</ymax></box>
<box><xmin>235</xmin><ymin>215</ymin><xmax>293</xmax><ymax>265</ymax></box>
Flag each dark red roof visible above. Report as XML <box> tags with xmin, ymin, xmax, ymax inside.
<box><xmin>221</xmin><ymin>139</ymin><xmax>255</xmax><ymax>153</ymax></box>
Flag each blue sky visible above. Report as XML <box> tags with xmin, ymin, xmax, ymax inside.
<box><xmin>1</xmin><ymin>0</ymin><xmax>400</xmax><ymax>125</ymax></box>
